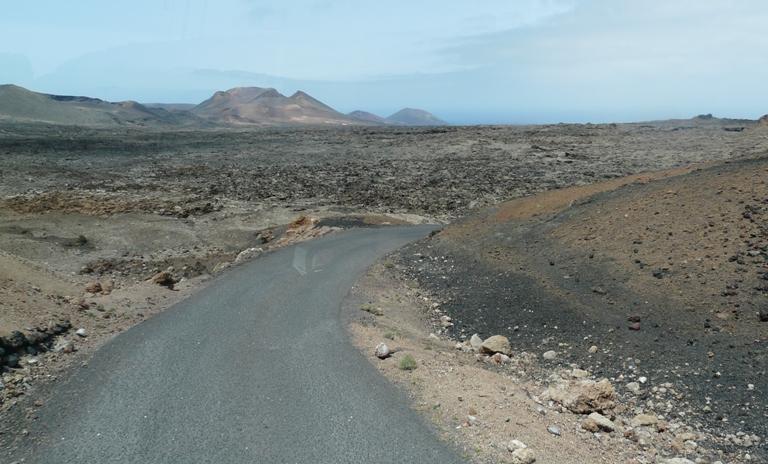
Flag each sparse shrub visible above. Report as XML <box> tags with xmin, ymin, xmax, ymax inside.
<box><xmin>398</xmin><ymin>354</ymin><xmax>417</xmax><ymax>371</ymax></box>
<box><xmin>383</xmin><ymin>330</ymin><xmax>396</xmax><ymax>340</ymax></box>
<box><xmin>360</xmin><ymin>303</ymin><xmax>383</xmax><ymax>316</ymax></box>
<box><xmin>62</xmin><ymin>234</ymin><xmax>89</xmax><ymax>248</ymax></box>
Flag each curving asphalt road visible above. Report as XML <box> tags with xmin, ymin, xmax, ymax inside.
<box><xmin>13</xmin><ymin>226</ymin><xmax>465</xmax><ymax>464</ymax></box>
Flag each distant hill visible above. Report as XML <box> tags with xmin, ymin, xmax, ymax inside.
<box><xmin>347</xmin><ymin>110</ymin><xmax>387</xmax><ymax>124</ymax></box>
<box><xmin>0</xmin><ymin>84</ymin><xmax>203</xmax><ymax>127</ymax></box>
<box><xmin>0</xmin><ymin>84</ymin><xmax>446</xmax><ymax>128</ymax></box>
<box><xmin>144</xmin><ymin>103</ymin><xmax>197</xmax><ymax>112</ymax></box>
<box><xmin>191</xmin><ymin>87</ymin><xmax>360</xmax><ymax>126</ymax></box>
<box><xmin>385</xmin><ymin>108</ymin><xmax>446</xmax><ymax>126</ymax></box>
<box><xmin>348</xmin><ymin>108</ymin><xmax>448</xmax><ymax>126</ymax></box>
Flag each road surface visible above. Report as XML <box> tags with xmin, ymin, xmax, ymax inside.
<box><xmin>14</xmin><ymin>226</ymin><xmax>465</xmax><ymax>463</ymax></box>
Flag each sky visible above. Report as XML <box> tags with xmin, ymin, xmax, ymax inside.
<box><xmin>1</xmin><ymin>0</ymin><xmax>767</xmax><ymax>124</ymax></box>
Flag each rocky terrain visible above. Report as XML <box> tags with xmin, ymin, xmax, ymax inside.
<box><xmin>0</xmin><ymin>117</ymin><xmax>766</xmax><ymax>461</ymax></box>
<box><xmin>388</xmin><ymin>152</ymin><xmax>768</xmax><ymax>462</ymax></box>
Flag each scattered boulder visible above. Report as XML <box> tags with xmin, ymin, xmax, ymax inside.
<box><xmin>489</xmin><ymin>352</ymin><xmax>511</xmax><ymax>365</ymax></box>
<box><xmin>235</xmin><ymin>247</ymin><xmax>263</xmax><ymax>264</ymax></box>
<box><xmin>101</xmin><ymin>280</ymin><xmax>115</xmax><ymax>295</ymax></box>
<box><xmin>542</xmin><ymin>350</ymin><xmax>557</xmax><ymax>360</ymax></box>
<box><xmin>212</xmin><ymin>261</ymin><xmax>231</xmax><ymax>273</ymax></box>
<box><xmin>631</xmin><ymin>413</ymin><xmax>658</xmax><ymax>427</ymax></box>
<box><xmin>626</xmin><ymin>381</ymin><xmax>641</xmax><ymax>394</ymax></box>
<box><xmin>5</xmin><ymin>331</ymin><xmax>28</xmax><ymax>349</ymax></box>
<box><xmin>581</xmin><ymin>418</ymin><xmax>600</xmax><ymax>432</ymax></box>
<box><xmin>587</xmin><ymin>412</ymin><xmax>616</xmax><ymax>432</ymax></box>
<box><xmin>547</xmin><ymin>425</ymin><xmax>562</xmax><ymax>436</ymax></box>
<box><xmin>374</xmin><ymin>343</ymin><xmax>391</xmax><ymax>359</ymax></box>
<box><xmin>469</xmin><ymin>334</ymin><xmax>483</xmax><ymax>350</ymax></box>
<box><xmin>150</xmin><ymin>271</ymin><xmax>177</xmax><ymax>289</ymax></box>
<box><xmin>84</xmin><ymin>281</ymin><xmax>102</xmax><ymax>294</ymax></box>
<box><xmin>5</xmin><ymin>354</ymin><xmax>20</xmax><ymax>368</ymax></box>
<box><xmin>75</xmin><ymin>328</ymin><xmax>87</xmax><ymax>338</ymax></box>
<box><xmin>506</xmin><ymin>439</ymin><xmax>527</xmax><ymax>452</ymax></box>
<box><xmin>481</xmin><ymin>335</ymin><xmax>511</xmax><ymax>355</ymax></box>
<box><xmin>53</xmin><ymin>340</ymin><xmax>76</xmax><ymax>353</ymax></box>
<box><xmin>588</xmin><ymin>345</ymin><xmax>598</xmax><ymax>354</ymax></box>
<box><xmin>571</xmin><ymin>368</ymin><xmax>589</xmax><ymax>378</ymax></box>
<box><xmin>511</xmin><ymin>448</ymin><xmax>536</xmax><ymax>464</ymax></box>
<box><xmin>543</xmin><ymin>378</ymin><xmax>616</xmax><ymax>414</ymax></box>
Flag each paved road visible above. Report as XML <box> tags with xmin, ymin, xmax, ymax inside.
<box><xmin>15</xmin><ymin>226</ymin><xmax>465</xmax><ymax>463</ymax></box>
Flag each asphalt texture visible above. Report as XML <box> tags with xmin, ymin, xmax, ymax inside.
<box><xmin>13</xmin><ymin>226</ymin><xmax>464</xmax><ymax>464</ymax></box>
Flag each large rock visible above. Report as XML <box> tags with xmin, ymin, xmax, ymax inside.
<box><xmin>543</xmin><ymin>378</ymin><xmax>616</xmax><ymax>414</ymax></box>
<box><xmin>481</xmin><ymin>335</ymin><xmax>511</xmax><ymax>355</ymax></box>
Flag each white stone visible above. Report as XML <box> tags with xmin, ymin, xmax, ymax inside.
<box><xmin>234</xmin><ymin>247</ymin><xmax>263</xmax><ymax>264</ymax></box>
<box><xmin>587</xmin><ymin>412</ymin><xmax>616</xmax><ymax>432</ymax></box>
<box><xmin>374</xmin><ymin>343</ymin><xmax>391</xmax><ymax>359</ymax></box>
<box><xmin>542</xmin><ymin>350</ymin><xmax>556</xmax><ymax>360</ymax></box>
<box><xmin>75</xmin><ymin>328</ymin><xmax>87</xmax><ymax>337</ymax></box>
<box><xmin>506</xmin><ymin>439</ymin><xmax>527</xmax><ymax>452</ymax></box>
<box><xmin>511</xmin><ymin>447</ymin><xmax>536</xmax><ymax>464</ymax></box>
<box><xmin>469</xmin><ymin>334</ymin><xmax>484</xmax><ymax>350</ymax></box>
<box><xmin>571</xmin><ymin>369</ymin><xmax>589</xmax><ymax>378</ymax></box>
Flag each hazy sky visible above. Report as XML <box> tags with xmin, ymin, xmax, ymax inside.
<box><xmin>1</xmin><ymin>0</ymin><xmax>767</xmax><ymax>123</ymax></box>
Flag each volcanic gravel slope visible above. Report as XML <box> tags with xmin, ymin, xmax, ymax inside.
<box><xmin>395</xmin><ymin>155</ymin><xmax>768</xmax><ymax>458</ymax></box>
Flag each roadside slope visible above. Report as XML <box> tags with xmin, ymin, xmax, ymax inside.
<box><xmin>394</xmin><ymin>156</ymin><xmax>768</xmax><ymax>462</ymax></box>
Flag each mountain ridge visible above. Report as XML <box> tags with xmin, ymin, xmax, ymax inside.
<box><xmin>0</xmin><ymin>84</ymin><xmax>447</xmax><ymax>127</ymax></box>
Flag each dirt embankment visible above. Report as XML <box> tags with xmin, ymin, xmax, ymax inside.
<box><xmin>384</xmin><ymin>156</ymin><xmax>768</xmax><ymax>463</ymax></box>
